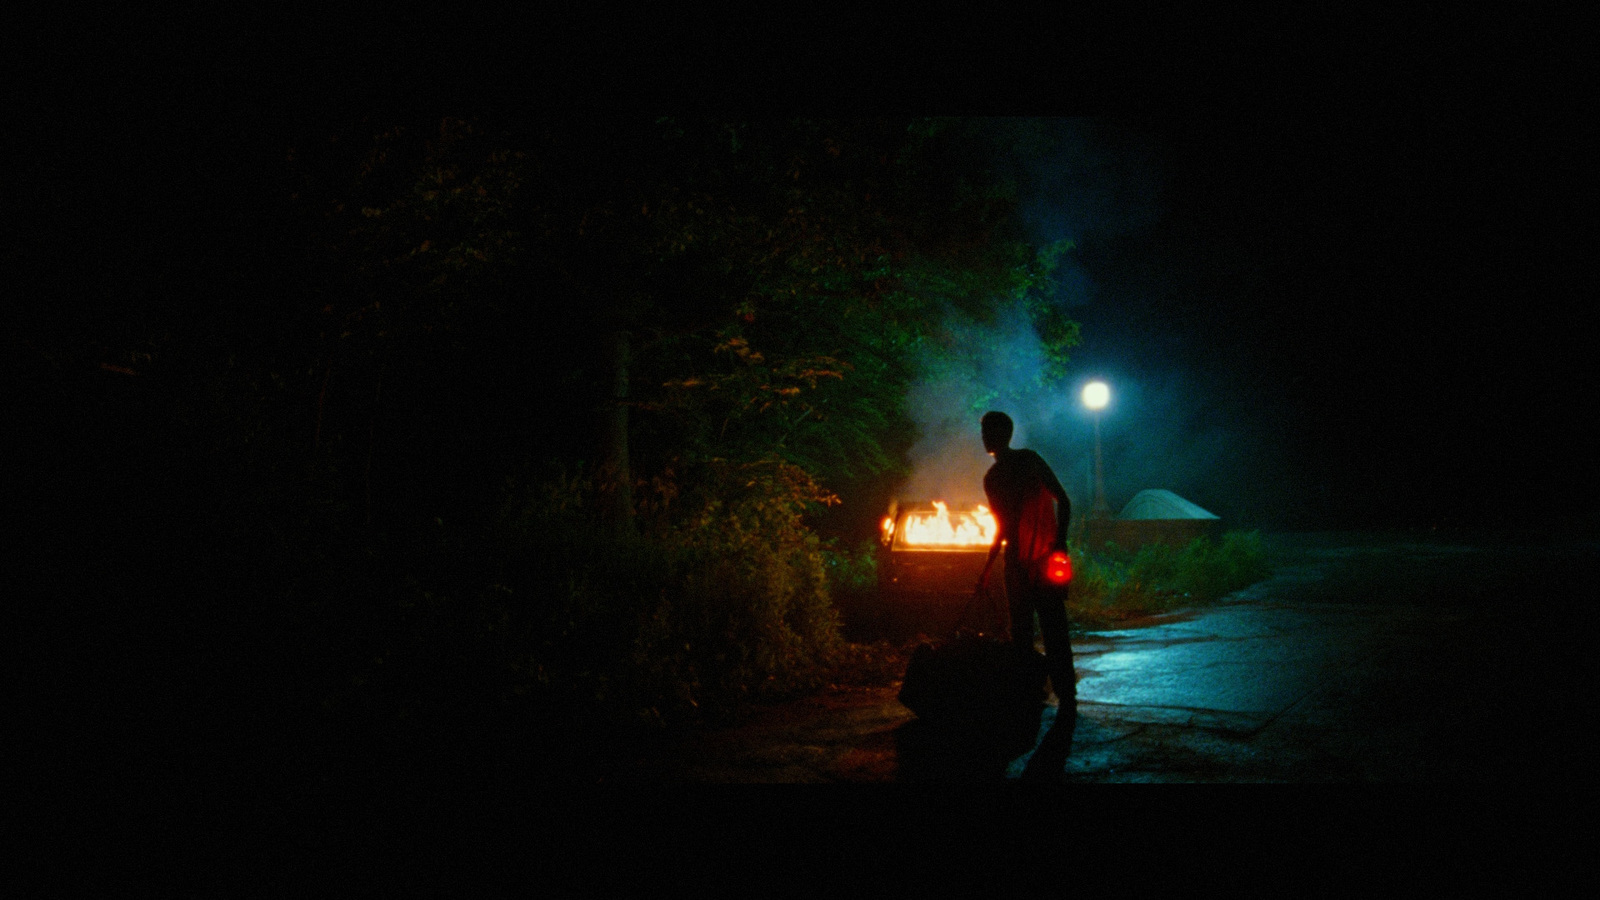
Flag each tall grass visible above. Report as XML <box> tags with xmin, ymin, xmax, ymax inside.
<box><xmin>1066</xmin><ymin>530</ymin><xmax>1272</xmax><ymax>628</ymax></box>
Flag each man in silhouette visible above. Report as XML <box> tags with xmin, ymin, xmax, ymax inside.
<box><xmin>976</xmin><ymin>411</ymin><xmax>1077</xmax><ymax>770</ymax></box>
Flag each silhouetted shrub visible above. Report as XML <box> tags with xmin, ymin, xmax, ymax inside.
<box><xmin>487</xmin><ymin>457</ymin><xmax>847</xmax><ymax>727</ymax></box>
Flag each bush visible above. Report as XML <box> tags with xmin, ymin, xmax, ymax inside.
<box><xmin>488</xmin><ymin>457</ymin><xmax>848</xmax><ymax>728</ymax></box>
<box><xmin>1167</xmin><ymin>529</ymin><xmax>1273</xmax><ymax>602</ymax></box>
<box><xmin>820</xmin><ymin>539</ymin><xmax>878</xmax><ymax>596</ymax></box>
<box><xmin>1065</xmin><ymin>530</ymin><xmax>1272</xmax><ymax>627</ymax></box>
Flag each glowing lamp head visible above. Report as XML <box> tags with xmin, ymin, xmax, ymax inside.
<box><xmin>1044</xmin><ymin>550</ymin><xmax>1073</xmax><ymax>584</ymax></box>
<box><xmin>1082</xmin><ymin>381</ymin><xmax>1109</xmax><ymax>411</ymax></box>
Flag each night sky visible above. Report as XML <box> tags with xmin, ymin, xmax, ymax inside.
<box><xmin>1083</xmin><ymin>108</ymin><xmax>1592</xmax><ymax>531</ymax></box>
<box><xmin>15</xmin><ymin>31</ymin><xmax>1593</xmax><ymax>537</ymax></box>
<box><xmin>874</xmin><ymin>109</ymin><xmax>1590</xmax><ymax>534</ymax></box>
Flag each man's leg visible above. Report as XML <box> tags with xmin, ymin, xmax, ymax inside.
<box><xmin>1019</xmin><ymin>584</ymin><xmax>1077</xmax><ymax>779</ymax></box>
<box><xmin>1034</xmin><ymin>585</ymin><xmax>1077</xmax><ymax>743</ymax></box>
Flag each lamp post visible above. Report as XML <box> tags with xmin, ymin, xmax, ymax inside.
<box><xmin>1082</xmin><ymin>380</ymin><xmax>1112</xmax><ymax>519</ymax></box>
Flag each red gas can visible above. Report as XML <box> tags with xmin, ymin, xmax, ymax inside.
<box><xmin>1044</xmin><ymin>549</ymin><xmax>1072</xmax><ymax>584</ymax></box>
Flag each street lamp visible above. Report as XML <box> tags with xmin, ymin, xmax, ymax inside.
<box><xmin>1082</xmin><ymin>380</ymin><xmax>1112</xmax><ymax>519</ymax></box>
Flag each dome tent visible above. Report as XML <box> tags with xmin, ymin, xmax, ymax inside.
<box><xmin>1118</xmin><ymin>489</ymin><xmax>1219</xmax><ymax>521</ymax></box>
<box><xmin>1080</xmin><ymin>489</ymin><xmax>1221</xmax><ymax>552</ymax></box>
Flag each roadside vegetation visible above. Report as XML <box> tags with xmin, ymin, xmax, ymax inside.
<box><xmin>1064</xmin><ymin>530</ymin><xmax>1273</xmax><ymax>628</ymax></box>
<box><xmin>483</xmin><ymin>459</ymin><xmax>850</xmax><ymax>731</ymax></box>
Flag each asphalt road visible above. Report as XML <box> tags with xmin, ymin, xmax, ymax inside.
<box><xmin>607</xmin><ymin>530</ymin><xmax>1599</xmax><ymax>783</ymax></box>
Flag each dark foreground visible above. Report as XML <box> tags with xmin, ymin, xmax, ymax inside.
<box><xmin>605</xmin><ymin>530</ymin><xmax>1599</xmax><ymax>783</ymax></box>
<box><xmin>26</xmin><ymin>528</ymin><xmax>1598</xmax><ymax>847</ymax></box>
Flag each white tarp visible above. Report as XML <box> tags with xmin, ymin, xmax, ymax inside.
<box><xmin>1118</xmin><ymin>489</ymin><xmax>1219</xmax><ymax>520</ymax></box>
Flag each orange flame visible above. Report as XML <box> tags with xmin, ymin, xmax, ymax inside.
<box><xmin>899</xmin><ymin>501</ymin><xmax>997</xmax><ymax>548</ymax></box>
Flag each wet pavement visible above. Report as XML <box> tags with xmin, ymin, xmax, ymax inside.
<box><xmin>604</xmin><ymin>531</ymin><xmax>1599</xmax><ymax>782</ymax></box>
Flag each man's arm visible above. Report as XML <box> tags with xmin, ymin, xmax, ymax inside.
<box><xmin>978</xmin><ymin>478</ymin><xmax>1004</xmax><ymax>592</ymax></box>
<box><xmin>1036</xmin><ymin>454</ymin><xmax>1072</xmax><ymax>548</ymax></box>
<box><xmin>977</xmin><ymin>536</ymin><xmax>1002</xmax><ymax>592</ymax></box>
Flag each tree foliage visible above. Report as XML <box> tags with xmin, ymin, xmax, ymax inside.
<box><xmin>53</xmin><ymin>116</ymin><xmax>1088</xmax><ymax>738</ymax></box>
<box><xmin>286</xmin><ymin>117</ymin><xmax>1082</xmax><ymax>493</ymax></box>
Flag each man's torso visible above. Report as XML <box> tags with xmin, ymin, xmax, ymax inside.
<box><xmin>984</xmin><ymin>448</ymin><xmax>1057</xmax><ymax>565</ymax></box>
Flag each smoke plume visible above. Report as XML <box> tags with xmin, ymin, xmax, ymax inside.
<box><xmin>894</xmin><ymin>119</ymin><xmax>1292</xmax><ymax>529</ymax></box>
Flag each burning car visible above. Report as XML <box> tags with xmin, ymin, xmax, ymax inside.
<box><xmin>877</xmin><ymin>499</ymin><xmax>999</xmax><ymax>597</ymax></box>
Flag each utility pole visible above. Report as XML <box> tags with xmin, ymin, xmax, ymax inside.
<box><xmin>1083</xmin><ymin>380</ymin><xmax>1112</xmax><ymax>519</ymax></box>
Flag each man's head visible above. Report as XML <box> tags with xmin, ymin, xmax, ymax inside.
<box><xmin>981</xmin><ymin>411</ymin><xmax>1013</xmax><ymax>455</ymax></box>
